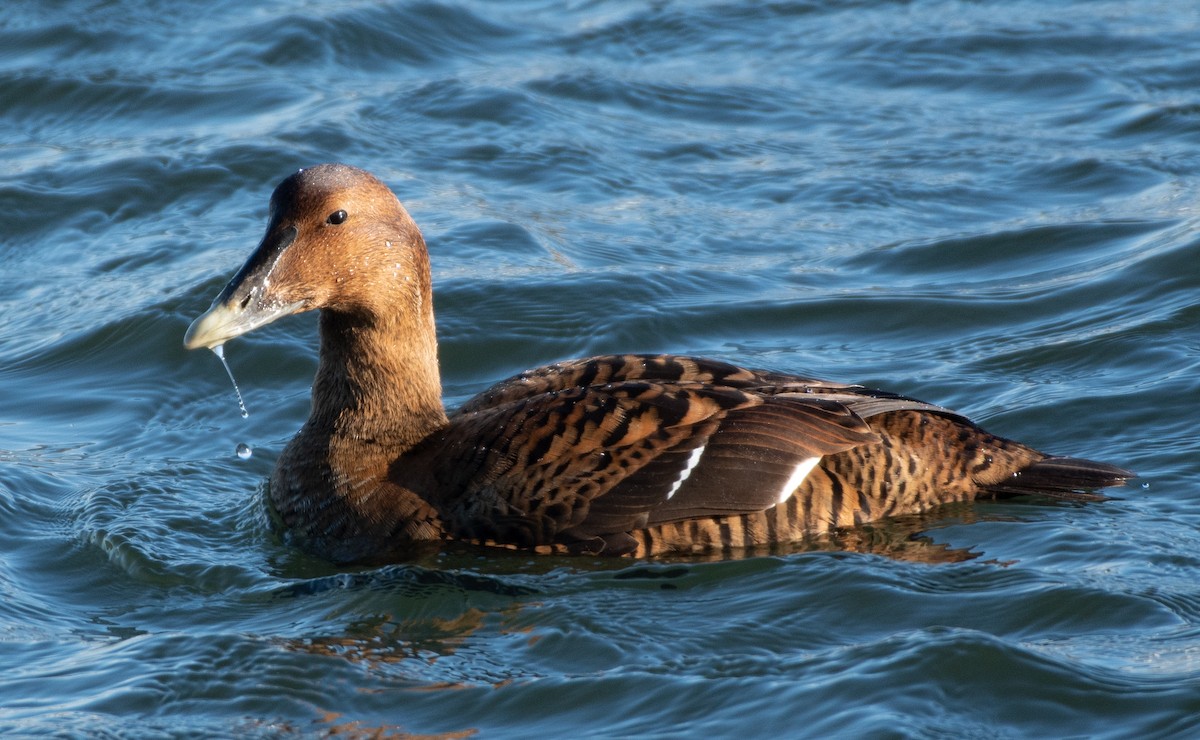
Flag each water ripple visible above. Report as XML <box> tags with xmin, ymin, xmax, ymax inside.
<box><xmin>3</xmin><ymin>0</ymin><xmax>1200</xmax><ymax>735</ymax></box>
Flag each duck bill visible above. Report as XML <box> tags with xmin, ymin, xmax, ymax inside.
<box><xmin>183</xmin><ymin>224</ymin><xmax>306</xmax><ymax>350</ymax></box>
<box><xmin>183</xmin><ymin>294</ymin><xmax>305</xmax><ymax>350</ymax></box>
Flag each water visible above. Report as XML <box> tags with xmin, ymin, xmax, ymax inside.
<box><xmin>2</xmin><ymin>0</ymin><xmax>1200</xmax><ymax>736</ymax></box>
<box><xmin>212</xmin><ymin>345</ymin><xmax>250</xmax><ymax>419</ymax></box>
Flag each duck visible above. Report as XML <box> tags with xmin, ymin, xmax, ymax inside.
<box><xmin>184</xmin><ymin>163</ymin><xmax>1134</xmax><ymax>565</ymax></box>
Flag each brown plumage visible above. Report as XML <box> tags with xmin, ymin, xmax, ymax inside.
<box><xmin>184</xmin><ymin>163</ymin><xmax>1133</xmax><ymax>565</ymax></box>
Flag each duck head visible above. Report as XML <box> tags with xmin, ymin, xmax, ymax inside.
<box><xmin>184</xmin><ymin>163</ymin><xmax>431</xmax><ymax>350</ymax></box>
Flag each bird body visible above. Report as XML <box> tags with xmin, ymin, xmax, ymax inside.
<box><xmin>185</xmin><ymin>164</ymin><xmax>1131</xmax><ymax>564</ymax></box>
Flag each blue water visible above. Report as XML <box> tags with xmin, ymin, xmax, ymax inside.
<box><xmin>3</xmin><ymin>0</ymin><xmax>1200</xmax><ymax>736</ymax></box>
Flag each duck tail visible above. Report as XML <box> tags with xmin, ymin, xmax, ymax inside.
<box><xmin>983</xmin><ymin>456</ymin><xmax>1136</xmax><ymax>501</ymax></box>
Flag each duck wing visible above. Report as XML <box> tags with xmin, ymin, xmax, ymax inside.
<box><xmin>457</xmin><ymin>353</ymin><xmax>841</xmax><ymax>412</ymax></box>
<box><xmin>459</xmin><ymin>353</ymin><xmax>967</xmax><ymax>422</ymax></box>
<box><xmin>410</xmin><ymin>354</ymin><xmax>964</xmax><ymax>554</ymax></box>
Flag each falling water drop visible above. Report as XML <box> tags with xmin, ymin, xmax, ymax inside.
<box><xmin>236</xmin><ymin>443</ymin><xmax>253</xmax><ymax>460</ymax></box>
<box><xmin>211</xmin><ymin>344</ymin><xmax>249</xmax><ymax>419</ymax></box>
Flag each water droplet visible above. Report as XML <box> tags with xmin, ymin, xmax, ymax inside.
<box><xmin>211</xmin><ymin>344</ymin><xmax>249</xmax><ymax>419</ymax></box>
<box><xmin>1141</xmin><ymin>482</ymin><xmax>1150</xmax><ymax>490</ymax></box>
<box><xmin>236</xmin><ymin>443</ymin><xmax>252</xmax><ymax>460</ymax></box>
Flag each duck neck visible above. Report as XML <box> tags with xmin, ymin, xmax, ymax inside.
<box><xmin>310</xmin><ymin>305</ymin><xmax>448</xmax><ymax>451</ymax></box>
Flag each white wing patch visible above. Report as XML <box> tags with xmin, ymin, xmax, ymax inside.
<box><xmin>666</xmin><ymin>444</ymin><xmax>707</xmax><ymax>500</ymax></box>
<box><xmin>778</xmin><ymin>457</ymin><xmax>821</xmax><ymax>504</ymax></box>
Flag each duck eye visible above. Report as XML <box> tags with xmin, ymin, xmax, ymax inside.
<box><xmin>327</xmin><ymin>209</ymin><xmax>348</xmax><ymax>225</ymax></box>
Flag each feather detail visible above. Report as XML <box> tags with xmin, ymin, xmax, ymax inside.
<box><xmin>391</xmin><ymin>353</ymin><xmax>1133</xmax><ymax>558</ymax></box>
